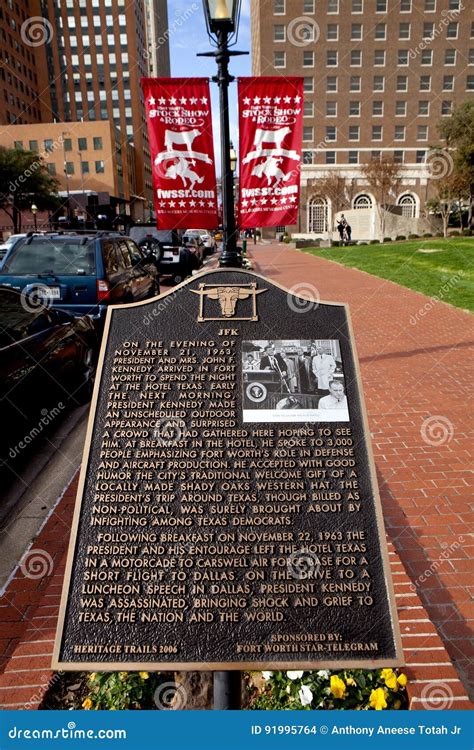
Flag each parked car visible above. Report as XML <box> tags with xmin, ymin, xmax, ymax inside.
<box><xmin>183</xmin><ymin>229</ymin><xmax>216</xmax><ymax>256</ymax></box>
<box><xmin>0</xmin><ymin>233</ymin><xmax>43</xmax><ymax>268</ymax></box>
<box><xmin>0</xmin><ymin>287</ymin><xmax>99</xmax><ymax>419</ymax></box>
<box><xmin>0</xmin><ymin>231</ymin><xmax>159</xmax><ymax>328</ymax></box>
<box><xmin>129</xmin><ymin>226</ymin><xmax>197</xmax><ymax>284</ymax></box>
<box><xmin>182</xmin><ymin>235</ymin><xmax>205</xmax><ymax>268</ymax></box>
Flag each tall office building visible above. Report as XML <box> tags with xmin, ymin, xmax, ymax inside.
<box><xmin>35</xmin><ymin>0</ymin><xmax>170</xmax><ymax>218</ymax></box>
<box><xmin>251</xmin><ymin>0</ymin><xmax>473</xmax><ymax>238</ymax></box>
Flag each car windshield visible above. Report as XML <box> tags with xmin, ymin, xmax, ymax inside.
<box><xmin>1</xmin><ymin>239</ymin><xmax>96</xmax><ymax>276</ymax></box>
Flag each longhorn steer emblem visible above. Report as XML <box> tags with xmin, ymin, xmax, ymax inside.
<box><xmin>190</xmin><ymin>283</ymin><xmax>267</xmax><ymax>321</ymax></box>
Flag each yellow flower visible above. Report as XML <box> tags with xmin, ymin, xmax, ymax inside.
<box><xmin>381</xmin><ymin>668</ymin><xmax>394</xmax><ymax>681</ymax></box>
<box><xmin>118</xmin><ymin>671</ymin><xmax>128</xmax><ymax>681</ymax></box>
<box><xmin>330</xmin><ymin>675</ymin><xmax>347</xmax><ymax>699</ymax></box>
<box><xmin>139</xmin><ymin>672</ymin><xmax>149</xmax><ymax>680</ymax></box>
<box><xmin>346</xmin><ymin>677</ymin><xmax>357</xmax><ymax>687</ymax></box>
<box><xmin>370</xmin><ymin>688</ymin><xmax>387</xmax><ymax>710</ymax></box>
<box><xmin>88</xmin><ymin>673</ymin><xmax>97</xmax><ymax>682</ymax></box>
<box><xmin>82</xmin><ymin>697</ymin><xmax>93</xmax><ymax>710</ymax></box>
<box><xmin>397</xmin><ymin>673</ymin><xmax>408</xmax><ymax>688</ymax></box>
<box><xmin>384</xmin><ymin>672</ymin><xmax>398</xmax><ymax>690</ymax></box>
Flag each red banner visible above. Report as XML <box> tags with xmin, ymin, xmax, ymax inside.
<box><xmin>238</xmin><ymin>77</ymin><xmax>304</xmax><ymax>229</ymax></box>
<box><xmin>141</xmin><ymin>78</ymin><xmax>218</xmax><ymax>230</ymax></box>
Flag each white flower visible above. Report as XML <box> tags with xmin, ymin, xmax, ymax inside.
<box><xmin>299</xmin><ymin>685</ymin><xmax>313</xmax><ymax>707</ymax></box>
<box><xmin>286</xmin><ymin>685</ymin><xmax>291</xmax><ymax>694</ymax></box>
<box><xmin>286</xmin><ymin>670</ymin><xmax>304</xmax><ymax>680</ymax></box>
<box><xmin>261</xmin><ymin>671</ymin><xmax>273</xmax><ymax>681</ymax></box>
<box><xmin>317</xmin><ymin>670</ymin><xmax>330</xmax><ymax>679</ymax></box>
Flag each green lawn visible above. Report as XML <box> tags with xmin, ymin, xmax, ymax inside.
<box><xmin>301</xmin><ymin>237</ymin><xmax>474</xmax><ymax>312</ymax></box>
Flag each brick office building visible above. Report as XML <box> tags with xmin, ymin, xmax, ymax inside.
<box><xmin>251</xmin><ymin>0</ymin><xmax>474</xmax><ymax>239</ymax></box>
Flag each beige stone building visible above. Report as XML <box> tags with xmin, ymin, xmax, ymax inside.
<box><xmin>251</xmin><ymin>0</ymin><xmax>474</xmax><ymax>239</ymax></box>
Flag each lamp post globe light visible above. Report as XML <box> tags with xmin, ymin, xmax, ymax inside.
<box><xmin>200</xmin><ymin>0</ymin><xmax>247</xmax><ymax>268</ymax></box>
<box><xmin>31</xmin><ymin>203</ymin><xmax>38</xmax><ymax>232</ymax></box>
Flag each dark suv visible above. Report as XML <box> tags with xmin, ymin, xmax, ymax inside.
<box><xmin>0</xmin><ymin>232</ymin><xmax>159</xmax><ymax>327</ymax></box>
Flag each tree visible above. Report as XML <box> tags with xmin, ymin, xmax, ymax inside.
<box><xmin>426</xmin><ymin>171</ymin><xmax>470</xmax><ymax>237</ymax></box>
<box><xmin>361</xmin><ymin>157</ymin><xmax>401</xmax><ymax>240</ymax></box>
<box><xmin>0</xmin><ymin>146</ymin><xmax>60</xmax><ymax>232</ymax></box>
<box><xmin>437</xmin><ymin>101</ymin><xmax>474</xmax><ymax>230</ymax></box>
<box><xmin>315</xmin><ymin>173</ymin><xmax>351</xmax><ymax>238</ymax></box>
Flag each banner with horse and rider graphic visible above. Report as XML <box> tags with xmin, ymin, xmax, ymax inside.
<box><xmin>238</xmin><ymin>77</ymin><xmax>304</xmax><ymax>229</ymax></box>
<box><xmin>142</xmin><ymin>77</ymin><xmax>218</xmax><ymax>230</ymax></box>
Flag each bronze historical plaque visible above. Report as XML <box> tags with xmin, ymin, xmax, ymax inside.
<box><xmin>53</xmin><ymin>269</ymin><xmax>402</xmax><ymax>671</ymax></box>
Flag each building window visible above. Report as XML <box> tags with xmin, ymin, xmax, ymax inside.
<box><xmin>376</xmin><ymin>0</ymin><xmax>387</xmax><ymax>11</ymax></box>
<box><xmin>349</xmin><ymin>125</ymin><xmax>360</xmax><ymax>141</ymax></box>
<box><xmin>397</xmin><ymin>76</ymin><xmax>408</xmax><ymax>92</ymax></box>
<box><xmin>44</xmin><ymin>139</ymin><xmax>54</xmax><ymax>153</ymax></box>
<box><xmin>326</xmin><ymin>126</ymin><xmax>336</xmax><ymax>141</ymax></box>
<box><xmin>416</xmin><ymin>150</ymin><xmax>426</xmax><ymax>163</ymax></box>
<box><xmin>81</xmin><ymin>161</ymin><xmax>90</xmax><ymax>174</ymax></box>
<box><xmin>418</xmin><ymin>100</ymin><xmax>429</xmax><ymax>115</ymax></box>
<box><xmin>420</xmin><ymin>75</ymin><xmax>431</xmax><ymax>91</ymax></box>
<box><xmin>351</xmin><ymin>23</ymin><xmax>362</xmax><ymax>40</ymax></box>
<box><xmin>350</xmin><ymin>50</ymin><xmax>362</xmax><ymax>65</ymax></box>
<box><xmin>443</xmin><ymin>75</ymin><xmax>454</xmax><ymax>91</ymax></box>
<box><xmin>303</xmin><ymin>50</ymin><xmax>314</xmax><ymax>66</ymax></box>
<box><xmin>425</xmin><ymin>0</ymin><xmax>435</xmax><ymax>9</ymax></box>
<box><xmin>274</xmin><ymin>0</ymin><xmax>285</xmax><ymax>13</ymax></box>
<box><xmin>95</xmin><ymin>160</ymin><xmax>105</xmax><ymax>173</ymax></box>
<box><xmin>327</xmin><ymin>50</ymin><xmax>338</xmax><ymax>66</ymax></box>
<box><xmin>350</xmin><ymin>76</ymin><xmax>361</xmax><ymax>91</ymax></box>
<box><xmin>354</xmin><ymin>194</ymin><xmax>373</xmax><ymax>209</ymax></box>
<box><xmin>326</xmin><ymin>76</ymin><xmax>338</xmax><ymax>92</ymax></box>
<box><xmin>327</xmin><ymin>24</ymin><xmax>339</xmax><ymax>40</ymax></box>
<box><xmin>421</xmin><ymin>49</ymin><xmax>433</xmax><ymax>65</ymax></box>
<box><xmin>14</xmin><ymin>140</ymin><xmax>23</xmax><ymax>150</ymax></box>
<box><xmin>274</xmin><ymin>24</ymin><xmax>285</xmax><ymax>41</ymax></box>
<box><xmin>303</xmin><ymin>0</ymin><xmax>315</xmax><ymax>10</ymax></box>
<box><xmin>328</xmin><ymin>0</ymin><xmax>339</xmax><ymax>13</ymax></box>
<box><xmin>417</xmin><ymin>125</ymin><xmax>428</xmax><ymax>140</ymax></box>
<box><xmin>303</xmin><ymin>126</ymin><xmax>314</xmax><ymax>141</ymax></box>
<box><xmin>395</xmin><ymin>100</ymin><xmax>407</xmax><ymax>116</ymax></box>
<box><xmin>303</xmin><ymin>151</ymin><xmax>313</xmax><ymax>164</ymax></box>
<box><xmin>398</xmin><ymin>194</ymin><xmax>417</xmax><ymax>217</ymax></box>
<box><xmin>29</xmin><ymin>140</ymin><xmax>38</xmax><ymax>151</ymax></box>
<box><xmin>374</xmin><ymin>50</ymin><xmax>385</xmax><ymax>65</ymax></box>
<box><xmin>398</xmin><ymin>50</ymin><xmax>409</xmax><ymax>66</ymax></box>
<box><xmin>372</xmin><ymin>125</ymin><xmax>383</xmax><ymax>140</ymax></box>
<box><xmin>93</xmin><ymin>137</ymin><xmax>103</xmax><ymax>150</ymax></box>
<box><xmin>394</xmin><ymin>151</ymin><xmax>404</xmax><ymax>164</ymax></box>
<box><xmin>441</xmin><ymin>100</ymin><xmax>452</xmax><ymax>115</ymax></box>
<box><xmin>348</xmin><ymin>150</ymin><xmax>359</xmax><ymax>164</ymax></box>
<box><xmin>448</xmin><ymin>0</ymin><xmax>460</xmax><ymax>8</ymax></box>
<box><xmin>326</xmin><ymin>151</ymin><xmax>336</xmax><ymax>164</ymax></box>
<box><xmin>399</xmin><ymin>22</ymin><xmax>411</xmax><ymax>39</ymax></box>
<box><xmin>78</xmin><ymin>137</ymin><xmax>87</xmax><ymax>151</ymax></box>
<box><xmin>373</xmin><ymin>75</ymin><xmax>384</xmax><ymax>91</ymax></box>
<box><xmin>395</xmin><ymin>125</ymin><xmax>405</xmax><ymax>141</ymax></box>
<box><xmin>371</xmin><ymin>151</ymin><xmax>381</xmax><ymax>160</ymax></box>
<box><xmin>304</xmin><ymin>100</ymin><xmax>314</xmax><ymax>116</ymax></box>
<box><xmin>65</xmin><ymin>162</ymin><xmax>75</xmax><ymax>175</ymax></box>
<box><xmin>400</xmin><ymin>0</ymin><xmax>411</xmax><ymax>9</ymax></box>
<box><xmin>446</xmin><ymin>21</ymin><xmax>458</xmax><ymax>38</ymax></box>
<box><xmin>444</xmin><ymin>49</ymin><xmax>456</xmax><ymax>65</ymax></box>
<box><xmin>47</xmin><ymin>163</ymin><xmax>56</xmax><ymax>175</ymax></box>
<box><xmin>375</xmin><ymin>23</ymin><xmax>386</xmax><ymax>39</ymax></box>
<box><xmin>349</xmin><ymin>100</ymin><xmax>360</xmax><ymax>116</ymax></box>
<box><xmin>326</xmin><ymin>101</ymin><xmax>337</xmax><ymax>116</ymax></box>
<box><xmin>274</xmin><ymin>51</ymin><xmax>286</xmax><ymax>67</ymax></box>
<box><xmin>469</xmin><ymin>49</ymin><xmax>474</xmax><ymax>65</ymax></box>
<box><xmin>467</xmin><ymin>75</ymin><xmax>474</xmax><ymax>91</ymax></box>
<box><xmin>304</xmin><ymin>77</ymin><xmax>314</xmax><ymax>93</ymax></box>
<box><xmin>373</xmin><ymin>100</ymin><xmax>383</xmax><ymax>116</ymax></box>
<box><xmin>308</xmin><ymin>197</ymin><xmax>328</xmax><ymax>233</ymax></box>
<box><xmin>352</xmin><ymin>0</ymin><xmax>363</xmax><ymax>11</ymax></box>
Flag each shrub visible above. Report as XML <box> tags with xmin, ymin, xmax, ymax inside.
<box><xmin>395</xmin><ymin>235</ymin><xmax>406</xmax><ymax>241</ymax></box>
<box><xmin>370</xmin><ymin>239</ymin><xmax>380</xmax><ymax>244</ymax></box>
<box><xmin>423</xmin><ymin>232</ymin><xmax>433</xmax><ymax>237</ymax></box>
<box><xmin>434</xmin><ymin>232</ymin><xmax>444</xmax><ymax>237</ymax></box>
<box><xmin>330</xmin><ymin>240</ymin><xmax>341</xmax><ymax>247</ymax></box>
<box><xmin>358</xmin><ymin>241</ymin><xmax>368</xmax><ymax>245</ymax></box>
<box><xmin>249</xmin><ymin>668</ymin><xmax>409</xmax><ymax>711</ymax></box>
<box><xmin>462</xmin><ymin>228</ymin><xmax>472</xmax><ymax>236</ymax></box>
<box><xmin>81</xmin><ymin>672</ymin><xmax>163</xmax><ymax>710</ymax></box>
<box><xmin>449</xmin><ymin>230</ymin><xmax>460</xmax><ymax>236</ymax></box>
<box><xmin>408</xmin><ymin>234</ymin><xmax>419</xmax><ymax>239</ymax></box>
<box><xmin>383</xmin><ymin>237</ymin><xmax>392</xmax><ymax>242</ymax></box>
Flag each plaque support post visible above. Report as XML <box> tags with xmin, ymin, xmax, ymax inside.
<box><xmin>213</xmin><ymin>671</ymin><xmax>241</xmax><ymax>710</ymax></box>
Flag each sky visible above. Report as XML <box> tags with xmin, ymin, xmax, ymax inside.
<box><xmin>166</xmin><ymin>0</ymin><xmax>252</xmax><ymax>170</ymax></box>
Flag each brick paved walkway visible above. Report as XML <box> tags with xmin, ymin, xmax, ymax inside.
<box><xmin>252</xmin><ymin>242</ymin><xmax>473</xmax><ymax>698</ymax></box>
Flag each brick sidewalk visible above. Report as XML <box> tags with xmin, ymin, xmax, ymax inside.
<box><xmin>252</xmin><ymin>242</ymin><xmax>473</xmax><ymax>698</ymax></box>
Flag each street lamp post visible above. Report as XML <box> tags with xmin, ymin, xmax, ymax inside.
<box><xmin>31</xmin><ymin>203</ymin><xmax>38</xmax><ymax>232</ymax></box>
<box><xmin>62</xmin><ymin>131</ymin><xmax>71</xmax><ymax>222</ymax></box>
<box><xmin>199</xmin><ymin>0</ymin><xmax>247</xmax><ymax>269</ymax></box>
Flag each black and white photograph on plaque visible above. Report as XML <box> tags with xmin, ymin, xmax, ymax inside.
<box><xmin>242</xmin><ymin>339</ymin><xmax>349</xmax><ymax>423</ymax></box>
